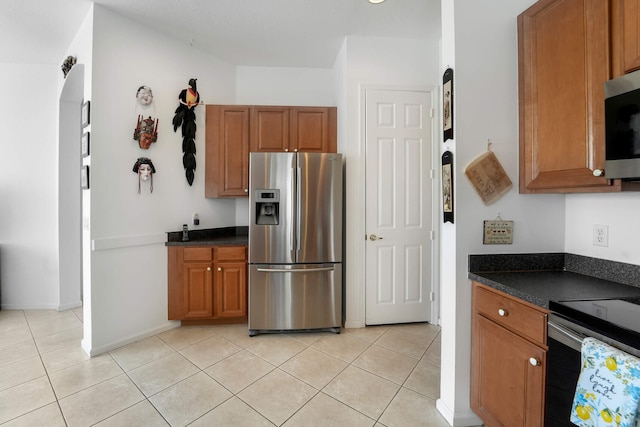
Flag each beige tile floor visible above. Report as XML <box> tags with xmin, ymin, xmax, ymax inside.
<box><xmin>0</xmin><ymin>308</ymin><xmax>448</xmax><ymax>426</ymax></box>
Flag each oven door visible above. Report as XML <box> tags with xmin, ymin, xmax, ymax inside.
<box><xmin>546</xmin><ymin>319</ymin><xmax>583</xmax><ymax>427</ymax></box>
<box><xmin>546</xmin><ymin>313</ymin><xmax>640</xmax><ymax>426</ymax></box>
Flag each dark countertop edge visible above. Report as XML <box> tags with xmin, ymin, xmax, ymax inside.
<box><xmin>165</xmin><ymin>226</ymin><xmax>248</xmax><ymax>246</ymax></box>
<box><xmin>469</xmin><ymin>252</ymin><xmax>640</xmax><ymax>287</ymax></box>
<box><xmin>468</xmin><ymin>272</ymin><xmax>550</xmax><ymax>308</ymax></box>
<box><xmin>468</xmin><ymin>253</ymin><xmax>640</xmax><ymax>309</ymax></box>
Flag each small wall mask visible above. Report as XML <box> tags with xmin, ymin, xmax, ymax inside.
<box><xmin>132</xmin><ymin>157</ymin><xmax>156</xmax><ymax>193</ymax></box>
<box><xmin>133</xmin><ymin>85</ymin><xmax>158</xmax><ymax>149</ymax></box>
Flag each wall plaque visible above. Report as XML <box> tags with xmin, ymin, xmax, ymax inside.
<box><xmin>483</xmin><ymin>219</ymin><xmax>514</xmax><ymax>244</ymax></box>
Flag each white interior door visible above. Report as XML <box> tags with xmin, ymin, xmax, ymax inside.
<box><xmin>365</xmin><ymin>89</ymin><xmax>433</xmax><ymax>325</ymax></box>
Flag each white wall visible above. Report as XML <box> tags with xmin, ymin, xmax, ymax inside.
<box><xmin>0</xmin><ymin>64</ymin><xmax>59</xmax><ymax>309</ymax></box>
<box><xmin>566</xmin><ymin>194</ymin><xmax>640</xmax><ymax>265</ymax></box>
<box><xmin>85</xmin><ymin>5</ymin><xmax>238</xmax><ymax>354</ymax></box>
<box><xmin>62</xmin><ymin>5</ymin><xmax>95</xmax><ymax>351</ymax></box>
<box><xmin>438</xmin><ymin>0</ymin><xmax>566</xmax><ymax>425</ymax></box>
<box><xmin>236</xmin><ymin>66</ymin><xmax>336</xmax><ymax>106</ymax></box>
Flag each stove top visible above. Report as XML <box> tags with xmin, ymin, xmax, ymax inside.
<box><xmin>550</xmin><ymin>298</ymin><xmax>640</xmax><ymax>350</ymax></box>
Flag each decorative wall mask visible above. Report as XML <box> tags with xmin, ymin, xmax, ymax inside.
<box><xmin>134</xmin><ymin>116</ymin><xmax>158</xmax><ymax>149</ymax></box>
<box><xmin>61</xmin><ymin>56</ymin><xmax>76</xmax><ymax>78</ymax></box>
<box><xmin>172</xmin><ymin>78</ymin><xmax>200</xmax><ymax>186</ymax></box>
<box><xmin>133</xmin><ymin>85</ymin><xmax>158</xmax><ymax>149</ymax></box>
<box><xmin>132</xmin><ymin>157</ymin><xmax>156</xmax><ymax>193</ymax></box>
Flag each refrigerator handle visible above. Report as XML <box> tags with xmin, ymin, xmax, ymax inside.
<box><xmin>290</xmin><ymin>163</ymin><xmax>295</xmax><ymax>252</ymax></box>
<box><xmin>296</xmin><ymin>166</ymin><xmax>301</xmax><ymax>252</ymax></box>
<box><xmin>257</xmin><ymin>266</ymin><xmax>335</xmax><ymax>273</ymax></box>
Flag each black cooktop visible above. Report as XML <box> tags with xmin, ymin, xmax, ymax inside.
<box><xmin>550</xmin><ymin>298</ymin><xmax>640</xmax><ymax>349</ymax></box>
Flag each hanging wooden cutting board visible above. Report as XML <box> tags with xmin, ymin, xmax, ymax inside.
<box><xmin>464</xmin><ymin>150</ymin><xmax>512</xmax><ymax>205</ymax></box>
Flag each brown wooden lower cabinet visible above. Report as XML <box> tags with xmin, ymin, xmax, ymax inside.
<box><xmin>168</xmin><ymin>245</ymin><xmax>247</xmax><ymax>324</ymax></box>
<box><xmin>471</xmin><ymin>282</ymin><xmax>548</xmax><ymax>427</ymax></box>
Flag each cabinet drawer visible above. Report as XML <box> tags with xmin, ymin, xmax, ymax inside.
<box><xmin>183</xmin><ymin>247</ymin><xmax>213</xmax><ymax>262</ymax></box>
<box><xmin>473</xmin><ymin>283</ymin><xmax>547</xmax><ymax>346</ymax></box>
<box><xmin>214</xmin><ymin>246</ymin><xmax>247</xmax><ymax>261</ymax></box>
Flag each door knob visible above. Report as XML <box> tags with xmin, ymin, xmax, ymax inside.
<box><xmin>529</xmin><ymin>357</ymin><xmax>541</xmax><ymax>366</ymax></box>
<box><xmin>369</xmin><ymin>234</ymin><xmax>383</xmax><ymax>241</ymax></box>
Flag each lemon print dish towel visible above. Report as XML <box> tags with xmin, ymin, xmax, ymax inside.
<box><xmin>571</xmin><ymin>337</ymin><xmax>640</xmax><ymax>427</ymax></box>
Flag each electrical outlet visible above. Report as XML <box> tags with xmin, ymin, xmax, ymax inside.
<box><xmin>593</xmin><ymin>224</ymin><xmax>608</xmax><ymax>247</ymax></box>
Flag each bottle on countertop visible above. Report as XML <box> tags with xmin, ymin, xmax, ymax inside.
<box><xmin>182</xmin><ymin>224</ymin><xmax>189</xmax><ymax>241</ymax></box>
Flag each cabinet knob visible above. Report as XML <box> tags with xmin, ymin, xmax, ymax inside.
<box><xmin>529</xmin><ymin>357</ymin><xmax>541</xmax><ymax>366</ymax></box>
<box><xmin>207</xmin><ymin>267</ymin><xmax>211</xmax><ymax>271</ymax></box>
<box><xmin>284</xmin><ymin>149</ymin><xmax>289</xmax><ymax>152</ymax></box>
<box><xmin>294</xmin><ymin>149</ymin><xmax>298</xmax><ymax>152</ymax></box>
<box><xmin>498</xmin><ymin>308</ymin><xmax>508</xmax><ymax>317</ymax></box>
<box><xmin>244</xmin><ymin>189</ymin><xmax>248</xmax><ymax>192</ymax></box>
<box><xmin>218</xmin><ymin>267</ymin><xmax>222</xmax><ymax>271</ymax></box>
<box><xmin>593</xmin><ymin>169</ymin><xmax>605</xmax><ymax>177</ymax></box>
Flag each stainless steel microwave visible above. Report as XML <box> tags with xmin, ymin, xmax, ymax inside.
<box><xmin>605</xmin><ymin>69</ymin><xmax>640</xmax><ymax>179</ymax></box>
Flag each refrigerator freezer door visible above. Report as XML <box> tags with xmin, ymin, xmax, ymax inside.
<box><xmin>249</xmin><ymin>152</ymin><xmax>296</xmax><ymax>264</ymax></box>
<box><xmin>248</xmin><ymin>263</ymin><xmax>342</xmax><ymax>334</ymax></box>
<box><xmin>296</xmin><ymin>153</ymin><xmax>343</xmax><ymax>263</ymax></box>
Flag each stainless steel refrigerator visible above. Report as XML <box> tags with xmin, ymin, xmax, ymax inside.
<box><xmin>248</xmin><ymin>152</ymin><xmax>342</xmax><ymax>336</ymax></box>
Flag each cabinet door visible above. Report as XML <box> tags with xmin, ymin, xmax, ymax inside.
<box><xmin>250</xmin><ymin>106</ymin><xmax>290</xmax><ymax>152</ymax></box>
<box><xmin>205</xmin><ymin>105</ymin><xmax>250</xmax><ymax>197</ymax></box>
<box><xmin>183</xmin><ymin>262</ymin><xmax>213</xmax><ymax>318</ymax></box>
<box><xmin>612</xmin><ymin>0</ymin><xmax>640</xmax><ymax>76</ymax></box>
<box><xmin>167</xmin><ymin>247</ymin><xmax>183</xmax><ymax>319</ymax></box>
<box><xmin>471</xmin><ymin>313</ymin><xmax>546</xmax><ymax>427</ymax></box>
<box><xmin>214</xmin><ymin>260</ymin><xmax>247</xmax><ymax>318</ymax></box>
<box><xmin>518</xmin><ymin>0</ymin><xmax>615</xmax><ymax>193</ymax></box>
<box><xmin>291</xmin><ymin>107</ymin><xmax>337</xmax><ymax>153</ymax></box>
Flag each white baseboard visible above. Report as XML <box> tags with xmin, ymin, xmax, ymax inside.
<box><xmin>58</xmin><ymin>301</ymin><xmax>82</xmax><ymax>311</ymax></box>
<box><xmin>83</xmin><ymin>321</ymin><xmax>181</xmax><ymax>357</ymax></box>
<box><xmin>436</xmin><ymin>399</ymin><xmax>483</xmax><ymax>427</ymax></box>
<box><xmin>344</xmin><ymin>319</ymin><xmax>365</xmax><ymax>329</ymax></box>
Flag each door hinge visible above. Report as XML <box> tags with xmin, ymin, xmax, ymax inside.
<box><xmin>430</xmin><ymin>230</ymin><xmax>435</xmax><ymax>240</ymax></box>
<box><xmin>430</xmin><ymin>108</ymin><xmax>435</xmax><ymax>118</ymax></box>
<box><xmin>430</xmin><ymin>291</ymin><xmax>435</xmax><ymax>302</ymax></box>
<box><xmin>430</xmin><ymin>169</ymin><xmax>435</xmax><ymax>179</ymax></box>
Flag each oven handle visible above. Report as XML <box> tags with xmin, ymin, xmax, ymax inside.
<box><xmin>548</xmin><ymin>320</ymin><xmax>585</xmax><ymax>352</ymax></box>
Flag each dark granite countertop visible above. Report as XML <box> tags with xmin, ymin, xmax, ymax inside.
<box><xmin>469</xmin><ymin>253</ymin><xmax>640</xmax><ymax>310</ymax></box>
<box><xmin>165</xmin><ymin>226</ymin><xmax>248</xmax><ymax>246</ymax></box>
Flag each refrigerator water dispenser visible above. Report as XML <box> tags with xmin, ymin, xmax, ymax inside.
<box><xmin>255</xmin><ymin>189</ymin><xmax>280</xmax><ymax>225</ymax></box>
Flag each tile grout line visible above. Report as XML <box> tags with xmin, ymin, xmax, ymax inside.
<box><xmin>23</xmin><ymin>310</ymin><xmax>71</xmax><ymax>427</ymax></box>
<box><xmin>4</xmin><ymin>312</ymin><xmax>442</xmax><ymax>426</ymax></box>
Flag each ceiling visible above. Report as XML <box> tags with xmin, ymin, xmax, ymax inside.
<box><xmin>1</xmin><ymin>0</ymin><xmax>441</xmax><ymax>68</ymax></box>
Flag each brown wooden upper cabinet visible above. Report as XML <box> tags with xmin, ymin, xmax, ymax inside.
<box><xmin>205</xmin><ymin>105</ymin><xmax>337</xmax><ymax>198</ymax></box>
<box><xmin>518</xmin><ymin>0</ymin><xmax>640</xmax><ymax>193</ymax></box>
<box><xmin>205</xmin><ymin>105</ymin><xmax>250</xmax><ymax>198</ymax></box>
<box><xmin>612</xmin><ymin>0</ymin><xmax>640</xmax><ymax>76</ymax></box>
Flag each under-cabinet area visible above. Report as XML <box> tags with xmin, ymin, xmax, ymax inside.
<box><xmin>204</xmin><ymin>104</ymin><xmax>337</xmax><ymax>198</ymax></box>
<box><xmin>471</xmin><ymin>282</ymin><xmax>547</xmax><ymax>427</ymax></box>
<box><xmin>167</xmin><ymin>245</ymin><xmax>247</xmax><ymax>324</ymax></box>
